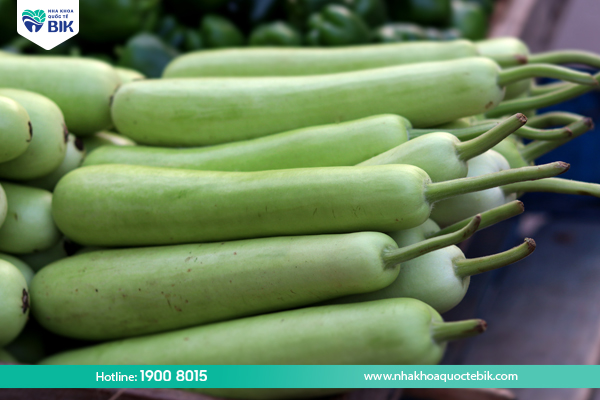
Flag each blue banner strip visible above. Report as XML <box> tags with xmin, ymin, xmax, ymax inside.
<box><xmin>1</xmin><ymin>365</ymin><xmax>600</xmax><ymax>388</ymax></box>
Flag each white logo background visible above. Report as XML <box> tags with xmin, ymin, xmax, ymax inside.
<box><xmin>17</xmin><ymin>0</ymin><xmax>79</xmax><ymax>50</ymax></box>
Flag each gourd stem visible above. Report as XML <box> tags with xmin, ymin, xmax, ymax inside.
<box><xmin>497</xmin><ymin>64</ymin><xmax>597</xmax><ymax>87</ymax></box>
<box><xmin>486</xmin><ymin>71</ymin><xmax>600</xmax><ymax>118</ymax></box>
<box><xmin>528</xmin><ymin>50</ymin><xmax>600</xmax><ymax>68</ymax></box>
<box><xmin>502</xmin><ymin>178</ymin><xmax>600</xmax><ymax>197</ymax></box>
<box><xmin>431</xmin><ymin>319</ymin><xmax>487</xmax><ymax>343</ymax></box>
<box><xmin>529</xmin><ymin>81</ymin><xmax>569</xmax><ymax>97</ymax></box>
<box><xmin>380</xmin><ymin>216</ymin><xmax>481</xmax><ymax>268</ymax></box>
<box><xmin>527</xmin><ymin>111</ymin><xmax>586</xmax><ymax>129</ymax></box>
<box><xmin>411</xmin><ymin>123</ymin><xmax>497</xmax><ymax>140</ymax></box>
<box><xmin>454</xmin><ymin>238</ymin><xmax>536</xmax><ymax>278</ymax></box>
<box><xmin>456</xmin><ymin>113</ymin><xmax>526</xmax><ymax>161</ymax></box>
<box><xmin>513</xmin><ymin>125</ymin><xmax>573</xmax><ymax>141</ymax></box>
<box><xmin>425</xmin><ymin>162</ymin><xmax>570</xmax><ymax>204</ymax></box>
<box><xmin>520</xmin><ymin>118</ymin><xmax>594</xmax><ymax>162</ymax></box>
<box><xmin>428</xmin><ymin>201</ymin><xmax>524</xmax><ymax>238</ymax></box>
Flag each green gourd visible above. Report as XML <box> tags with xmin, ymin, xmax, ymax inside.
<box><xmin>31</xmin><ymin>221</ymin><xmax>478</xmax><ymax>340</ymax></box>
<box><xmin>40</xmin><ymin>298</ymin><xmax>486</xmax><ymax>400</ymax></box>
<box><xmin>430</xmin><ymin>150</ymin><xmax>517</xmax><ymax>227</ymax></box>
<box><xmin>0</xmin><ymin>56</ymin><xmax>120</xmax><ymax>135</ymax></box>
<box><xmin>0</xmin><ymin>253</ymin><xmax>34</xmax><ymax>286</ymax></box>
<box><xmin>0</xmin><ymin>183</ymin><xmax>6</xmax><ymax>228</ymax></box>
<box><xmin>359</xmin><ymin>113</ymin><xmax>526</xmax><ymax>182</ymax></box>
<box><xmin>19</xmin><ymin>237</ymin><xmax>75</xmax><ymax>272</ymax></box>
<box><xmin>83</xmin><ymin>115</ymin><xmax>411</xmax><ymax>169</ymax></box>
<box><xmin>0</xmin><ymin>89</ymin><xmax>67</xmax><ymax>181</ymax></box>
<box><xmin>51</xmin><ymin>162</ymin><xmax>567</xmax><ymax>247</ymax></box>
<box><xmin>26</xmin><ymin>134</ymin><xmax>86</xmax><ymax>192</ymax></box>
<box><xmin>335</xmin><ymin>215</ymin><xmax>534</xmax><ymax>313</ymax></box>
<box><xmin>163</xmin><ymin>40</ymin><xmax>479</xmax><ymax>77</ymax></box>
<box><xmin>115</xmin><ymin>67</ymin><xmax>145</xmax><ymax>84</ymax></box>
<box><xmin>0</xmin><ymin>182</ymin><xmax>61</xmax><ymax>254</ymax></box>
<box><xmin>476</xmin><ymin>37</ymin><xmax>600</xmax><ymax>100</ymax></box>
<box><xmin>115</xmin><ymin>57</ymin><xmax>594</xmax><ymax>146</ymax></box>
<box><xmin>487</xmin><ymin>70</ymin><xmax>600</xmax><ymax>119</ymax></box>
<box><xmin>0</xmin><ymin>260</ymin><xmax>29</xmax><ymax>347</ymax></box>
<box><xmin>81</xmin><ymin>131</ymin><xmax>136</xmax><ymax>155</ymax></box>
<box><xmin>0</xmin><ymin>96</ymin><xmax>31</xmax><ymax>163</ymax></box>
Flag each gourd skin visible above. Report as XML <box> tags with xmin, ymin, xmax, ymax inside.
<box><xmin>83</xmin><ymin>115</ymin><xmax>411</xmax><ymax>171</ymax></box>
<box><xmin>360</xmin><ymin>132</ymin><xmax>465</xmax><ymax>182</ymax></box>
<box><xmin>0</xmin><ymin>182</ymin><xmax>61</xmax><ymax>254</ymax></box>
<box><xmin>30</xmin><ymin>232</ymin><xmax>401</xmax><ymax>340</ymax></box>
<box><xmin>52</xmin><ymin>164</ymin><xmax>432</xmax><ymax>247</ymax></box>
<box><xmin>113</xmin><ymin>57</ymin><xmax>504</xmax><ymax>146</ymax></box>
<box><xmin>163</xmin><ymin>40</ymin><xmax>479</xmax><ymax>78</ymax></box>
<box><xmin>40</xmin><ymin>298</ymin><xmax>446</xmax><ymax>366</ymax></box>
<box><xmin>0</xmin><ymin>56</ymin><xmax>120</xmax><ymax>135</ymax></box>
<box><xmin>0</xmin><ymin>89</ymin><xmax>67</xmax><ymax>181</ymax></box>
<box><xmin>0</xmin><ymin>96</ymin><xmax>31</xmax><ymax>163</ymax></box>
<box><xmin>0</xmin><ymin>260</ymin><xmax>29</xmax><ymax>347</ymax></box>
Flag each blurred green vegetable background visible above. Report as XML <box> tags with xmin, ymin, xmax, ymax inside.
<box><xmin>0</xmin><ymin>0</ymin><xmax>496</xmax><ymax>77</ymax></box>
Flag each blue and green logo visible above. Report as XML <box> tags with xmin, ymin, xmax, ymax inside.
<box><xmin>22</xmin><ymin>9</ymin><xmax>46</xmax><ymax>33</ymax></box>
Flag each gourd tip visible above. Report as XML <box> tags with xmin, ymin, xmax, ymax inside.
<box><xmin>555</xmin><ymin>162</ymin><xmax>570</xmax><ymax>172</ymax></box>
<box><xmin>515</xmin><ymin>54</ymin><xmax>528</xmax><ymax>65</ymax></box>
<box><xmin>524</xmin><ymin>237</ymin><xmax>537</xmax><ymax>251</ymax></box>
<box><xmin>475</xmin><ymin>319</ymin><xmax>488</xmax><ymax>334</ymax></box>
<box><xmin>515</xmin><ymin>113</ymin><xmax>527</xmax><ymax>123</ymax></box>
<box><xmin>584</xmin><ymin>117</ymin><xmax>595</xmax><ymax>130</ymax></box>
<box><xmin>516</xmin><ymin>200</ymin><xmax>525</xmax><ymax>213</ymax></box>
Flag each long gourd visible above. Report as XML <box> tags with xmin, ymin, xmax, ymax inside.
<box><xmin>83</xmin><ymin>114</ymin><xmax>520</xmax><ymax>178</ymax></box>
<box><xmin>52</xmin><ymin>162</ymin><xmax>568</xmax><ymax>247</ymax></box>
<box><xmin>0</xmin><ymin>182</ymin><xmax>61</xmax><ymax>254</ymax></box>
<box><xmin>0</xmin><ymin>96</ymin><xmax>31</xmax><ymax>163</ymax></box>
<box><xmin>26</xmin><ymin>134</ymin><xmax>86</xmax><ymax>192</ymax></box>
<box><xmin>359</xmin><ymin>113</ymin><xmax>525</xmax><ymax>182</ymax></box>
<box><xmin>0</xmin><ymin>56</ymin><xmax>120</xmax><ymax>135</ymax></box>
<box><xmin>476</xmin><ymin>37</ymin><xmax>600</xmax><ymax>100</ymax></box>
<box><xmin>335</xmin><ymin>209</ymin><xmax>534</xmax><ymax>313</ymax></box>
<box><xmin>31</xmin><ymin>220</ymin><xmax>479</xmax><ymax>341</ymax></box>
<box><xmin>112</xmin><ymin>57</ymin><xmax>595</xmax><ymax>146</ymax></box>
<box><xmin>0</xmin><ymin>184</ymin><xmax>6</xmax><ymax>229</ymax></box>
<box><xmin>40</xmin><ymin>298</ymin><xmax>486</xmax><ymax>399</ymax></box>
<box><xmin>83</xmin><ymin>115</ymin><xmax>411</xmax><ymax>170</ymax></box>
<box><xmin>163</xmin><ymin>40</ymin><xmax>480</xmax><ymax>77</ymax></box>
<box><xmin>0</xmin><ymin>89</ymin><xmax>67</xmax><ymax>180</ymax></box>
<box><xmin>0</xmin><ymin>260</ymin><xmax>29</xmax><ymax>347</ymax></box>
<box><xmin>432</xmin><ymin>147</ymin><xmax>600</xmax><ymax>226</ymax></box>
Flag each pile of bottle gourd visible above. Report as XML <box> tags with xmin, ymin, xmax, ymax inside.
<box><xmin>1</xmin><ymin>37</ymin><xmax>600</xmax><ymax>399</ymax></box>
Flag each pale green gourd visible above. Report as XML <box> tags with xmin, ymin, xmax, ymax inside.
<box><xmin>359</xmin><ymin>113</ymin><xmax>525</xmax><ymax>182</ymax></box>
<box><xmin>26</xmin><ymin>134</ymin><xmax>86</xmax><ymax>192</ymax></box>
<box><xmin>0</xmin><ymin>96</ymin><xmax>31</xmax><ymax>163</ymax></box>
<box><xmin>52</xmin><ymin>162</ymin><xmax>567</xmax><ymax>247</ymax></box>
<box><xmin>114</xmin><ymin>58</ymin><xmax>594</xmax><ymax>146</ymax></box>
<box><xmin>430</xmin><ymin>150</ymin><xmax>518</xmax><ymax>227</ymax></box>
<box><xmin>31</xmin><ymin>222</ymin><xmax>478</xmax><ymax>341</ymax></box>
<box><xmin>0</xmin><ymin>182</ymin><xmax>61</xmax><ymax>254</ymax></box>
<box><xmin>0</xmin><ymin>56</ymin><xmax>120</xmax><ymax>135</ymax></box>
<box><xmin>163</xmin><ymin>40</ymin><xmax>479</xmax><ymax>77</ymax></box>
<box><xmin>0</xmin><ymin>260</ymin><xmax>29</xmax><ymax>347</ymax></box>
<box><xmin>83</xmin><ymin>115</ymin><xmax>411</xmax><ymax>170</ymax></box>
<box><xmin>0</xmin><ymin>253</ymin><xmax>34</xmax><ymax>286</ymax></box>
<box><xmin>0</xmin><ymin>183</ymin><xmax>6</xmax><ymax>229</ymax></box>
<box><xmin>0</xmin><ymin>89</ymin><xmax>67</xmax><ymax>181</ymax></box>
<box><xmin>81</xmin><ymin>131</ymin><xmax>136</xmax><ymax>155</ymax></box>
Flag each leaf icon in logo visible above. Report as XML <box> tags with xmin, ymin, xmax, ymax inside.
<box><xmin>22</xmin><ymin>9</ymin><xmax>46</xmax><ymax>33</ymax></box>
